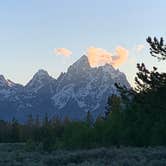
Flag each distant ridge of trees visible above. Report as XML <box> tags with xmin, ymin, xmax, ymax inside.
<box><xmin>0</xmin><ymin>36</ymin><xmax>166</xmax><ymax>151</ymax></box>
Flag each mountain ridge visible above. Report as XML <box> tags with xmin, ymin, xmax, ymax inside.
<box><xmin>0</xmin><ymin>55</ymin><xmax>130</xmax><ymax>122</ymax></box>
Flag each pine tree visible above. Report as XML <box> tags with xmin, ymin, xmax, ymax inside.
<box><xmin>11</xmin><ymin>117</ymin><xmax>20</xmax><ymax>142</ymax></box>
<box><xmin>43</xmin><ymin>113</ymin><xmax>49</xmax><ymax>127</ymax></box>
<box><xmin>135</xmin><ymin>63</ymin><xmax>166</xmax><ymax>93</ymax></box>
<box><xmin>147</xmin><ymin>37</ymin><xmax>166</xmax><ymax>60</ymax></box>
<box><xmin>35</xmin><ymin>114</ymin><xmax>40</xmax><ymax>127</ymax></box>
<box><xmin>27</xmin><ymin>114</ymin><xmax>34</xmax><ymax>127</ymax></box>
<box><xmin>86</xmin><ymin>111</ymin><xmax>93</xmax><ymax>126</ymax></box>
<box><xmin>105</xmin><ymin>94</ymin><xmax>121</xmax><ymax>119</ymax></box>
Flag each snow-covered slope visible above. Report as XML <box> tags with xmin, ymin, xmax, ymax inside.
<box><xmin>0</xmin><ymin>55</ymin><xmax>130</xmax><ymax>122</ymax></box>
<box><xmin>0</xmin><ymin>75</ymin><xmax>23</xmax><ymax>99</ymax></box>
<box><xmin>52</xmin><ymin>55</ymin><xmax>130</xmax><ymax>120</ymax></box>
<box><xmin>25</xmin><ymin>69</ymin><xmax>56</xmax><ymax>94</ymax></box>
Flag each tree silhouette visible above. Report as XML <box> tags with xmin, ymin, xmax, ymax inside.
<box><xmin>147</xmin><ymin>37</ymin><xmax>166</xmax><ymax>60</ymax></box>
<box><xmin>135</xmin><ymin>63</ymin><xmax>166</xmax><ymax>93</ymax></box>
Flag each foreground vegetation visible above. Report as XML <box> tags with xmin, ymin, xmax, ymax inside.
<box><xmin>0</xmin><ymin>143</ymin><xmax>166</xmax><ymax>166</ymax></box>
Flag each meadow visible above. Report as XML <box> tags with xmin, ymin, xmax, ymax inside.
<box><xmin>0</xmin><ymin>143</ymin><xmax>166</xmax><ymax>166</ymax></box>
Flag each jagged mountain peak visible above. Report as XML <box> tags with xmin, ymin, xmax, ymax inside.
<box><xmin>67</xmin><ymin>55</ymin><xmax>91</xmax><ymax>73</ymax></box>
<box><xmin>75</xmin><ymin>55</ymin><xmax>89</xmax><ymax>65</ymax></box>
<box><xmin>68</xmin><ymin>55</ymin><xmax>120</xmax><ymax>73</ymax></box>
<box><xmin>28</xmin><ymin>69</ymin><xmax>51</xmax><ymax>82</ymax></box>
<box><xmin>52</xmin><ymin>55</ymin><xmax>131</xmax><ymax>120</ymax></box>
<box><xmin>25</xmin><ymin>69</ymin><xmax>55</xmax><ymax>92</ymax></box>
<box><xmin>0</xmin><ymin>75</ymin><xmax>18</xmax><ymax>88</ymax></box>
<box><xmin>34</xmin><ymin>69</ymin><xmax>49</xmax><ymax>78</ymax></box>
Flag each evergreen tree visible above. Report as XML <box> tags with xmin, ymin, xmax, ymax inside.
<box><xmin>86</xmin><ymin>111</ymin><xmax>93</xmax><ymax>126</ymax></box>
<box><xmin>11</xmin><ymin>118</ymin><xmax>20</xmax><ymax>142</ymax></box>
<box><xmin>105</xmin><ymin>94</ymin><xmax>121</xmax><ymax>119</ymax></box>
<box><xmin>147</xmin><ymin>37</ymin><xmax>166</xmax><ymax>60</ymax></box>
<box><xmin>35</xmin><ymin>114</ymin><xmax>40</xmax><ymax>127</ymax></box>
<box><xmin>27</xmin><ymin>114</ymin><xmax>34</xmax><ymax>127</ymax></box>
<box><xmin>43</xmin><ymin>113</ymin><xmax>49</xmax><ymax>127</ymax></box>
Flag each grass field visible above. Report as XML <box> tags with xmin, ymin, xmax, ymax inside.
<box><xmin>0</xmin><ymin>143</ymin><xmax>166</xmax><ymax>166</ymax></box>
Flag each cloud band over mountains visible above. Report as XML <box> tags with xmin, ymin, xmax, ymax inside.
<box><xmin>54</xmin><ymin>46</ymin><xmax>129</xmax><ymax>67</ymax></box>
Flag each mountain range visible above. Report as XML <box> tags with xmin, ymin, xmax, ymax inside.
<box><xmin>0</xmin><ymin>55</ymin><xmax>130</xmax><ymax>122</ymax></box>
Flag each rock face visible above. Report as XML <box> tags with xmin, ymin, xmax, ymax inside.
<box><xmin>0</xmin><ymin>55</ymin><xmax>130</xmax><ymax>122</ymax></box>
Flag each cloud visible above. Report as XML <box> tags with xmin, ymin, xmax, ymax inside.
<box><xmin>136</xmin><ymin>44</ymin><xmax>145</xmax><ymax>53</ymax></box>
<box><xmin>87</xmin><ymin>46</ymin><xmax>128</xmax><ymax>68</ymax></box>
<box><xmin>87</xmin><ymin>47</ymin><xmax>113</xmax><ymax>67</ymax></box>
<box><xmin>112</xmin><ymin>47</ymin><xmax>129</xmax><ymax>67</ymax></box>
<box><xmin>54</xmin><ymin>48</ymin><xmax>72</xmax><ymax>57</ymax></box>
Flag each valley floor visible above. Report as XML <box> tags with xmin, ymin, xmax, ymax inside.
<box><xmin>0</xmin><ymin>143</ymin><xmax>166</xmax><ymax>166</ymax></box>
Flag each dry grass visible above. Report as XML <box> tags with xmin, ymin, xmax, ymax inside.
<box><xmin>0</xmin><ymin>143</ymin><xmax>166</xmax><ymax>165</ymax></box>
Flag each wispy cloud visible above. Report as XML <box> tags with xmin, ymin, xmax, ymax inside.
<box><xmin>136</xmin><ymin>44</ymin><xmax>145</xmax><ymax>53</ymax></box>
<box><xmin>54</xmin><ymin>48</ymin><xmax>72</xmax><ymax>57</ymax></box>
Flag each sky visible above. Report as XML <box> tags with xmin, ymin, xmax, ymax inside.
<box><xmin>0</xmin><ymin>0</ymin><xmax>166</xmax><ymax>86</ymax></box>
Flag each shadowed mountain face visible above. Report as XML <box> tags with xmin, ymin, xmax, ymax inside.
<box><xmin>0</xmin><ymin>55</ymin><xmax>130</xmax><ymax>122</ymax></box>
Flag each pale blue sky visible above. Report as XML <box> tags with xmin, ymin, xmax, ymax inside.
<box><xmin>0</xmin><ymin>0</ymin><xmax>166</xmax><ymax>86</ymax></box>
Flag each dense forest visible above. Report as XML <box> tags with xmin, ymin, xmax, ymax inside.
<box><xmin>0</xmin><ymin>37</ymin><xmax>166</xmax><ymax>151</ymax></box>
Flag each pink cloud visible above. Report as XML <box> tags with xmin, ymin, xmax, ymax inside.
<box><xmin>54</xmin><ymin>48</ymin><xmax>72</xmax><ymax>57</ymax></box>
<box><xmin>87</xmin><ymin>46</ymin><xmax>128</xmax><ymax>68</ymax></box>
